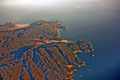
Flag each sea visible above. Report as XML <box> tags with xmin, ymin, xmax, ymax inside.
<box><xmin>0</xmin><ymin>2</ymin><xmax>120</xmax><ymax>80</ymax></box>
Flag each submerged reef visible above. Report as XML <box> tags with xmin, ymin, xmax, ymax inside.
<box><xmin>0</xmin><ymin>20</ymin><xmax>95</xmax><ymax>80</ymax></box>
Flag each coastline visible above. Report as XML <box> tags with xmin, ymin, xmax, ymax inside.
<box><xmin>35</xmin><ymin>28</ymin><xmax>71</xmax><ymax>46</ymax></box>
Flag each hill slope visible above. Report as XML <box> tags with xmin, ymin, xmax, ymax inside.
<box><xmin>0</xmin><ymin>20</ymin><xmax>95</xmax><ymax>80</ymax></box>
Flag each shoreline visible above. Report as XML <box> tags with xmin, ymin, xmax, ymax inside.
<box><xmin>35</xmin><ymin>28</ymin><xmax>71</xmax><ymax>46</ymax></box>
<box><xmin>57</xmin><ymin>28</ymin><xmax>61</xmax><ymax>38</ymax></box>
<box><xmin>57</xmin><ymin>28</ymin><xmax>74</xmax><ymax>43</ymax></box>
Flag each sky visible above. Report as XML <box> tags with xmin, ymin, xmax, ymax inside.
<box><xmin>0</xmin><ymin>0</ymin><xmax>119</xmax><ymax>9</ymax></box>
<box><xmin>0</xmin><ymin>0</ymin><xmax>120</xmax><ymax>80</ymax></box>
<box><xmin>0</xmin><ymin>0</ymin><xmax>120</xmax><ymax>24</ymax></box>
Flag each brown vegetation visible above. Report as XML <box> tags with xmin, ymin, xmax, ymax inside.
<box><xmin>0</xmin><ymin>20</ymin><xmax>95</xmax><ymax>80</ymax></box>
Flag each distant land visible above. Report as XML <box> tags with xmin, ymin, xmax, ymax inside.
<box><xmin>0</xmin><ymin>20</ymin><xmax>95</xmax><ymax>80</ymax></box>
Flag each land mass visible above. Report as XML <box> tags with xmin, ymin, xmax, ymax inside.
<box><xmin>0</xmin><ymin>20</ymin><xmax>94</xmax><ymax>80</ymax></box>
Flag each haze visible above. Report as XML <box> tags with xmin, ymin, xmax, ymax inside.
<box><xmin>0</xmin><ymin>0</ymin><xmax>120</xmax><ymax>80</ymax></box>
<box><xmin>0</xmin><ymin>0</ymin><xmax>119</xmax><ymax>24</ymax></box>
<box><xmin>0</xmin><ymin>0</ymin><xmax>101</xmax><ymax>7</ymax></box>
<box><xmin>0</xmin><ymin>0</ymin><xmax>119</xmax><ymax>8</ymax></box>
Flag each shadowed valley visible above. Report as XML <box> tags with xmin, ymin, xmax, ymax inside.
<box><xmin>0</xmin><ymin>20</ymin><xmax>94</xmax><ymax>80</ymax></box>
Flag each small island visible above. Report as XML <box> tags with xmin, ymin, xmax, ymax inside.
<box><xmin>0</xmin><ymin>20</ymin><xmax>94</xmax><ymax>80</ymax></box>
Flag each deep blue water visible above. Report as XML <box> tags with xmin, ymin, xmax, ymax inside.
<box><xmin>61</xmin><ymin>17</ymin><xmax>120</xmax><ymax>80</ymax></box>
<box><xmin>60</xmin><ymin>18</ymin><xmax>120</xmax><ymax>80</ymax></box>
<box><xmin>0</xmin><ymin>1</ymin><xmax>120</xmax><ymax>79</ymax></box>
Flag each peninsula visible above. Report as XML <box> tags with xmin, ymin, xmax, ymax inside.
<box><xmin>0</xmin><ymin>20</ymin><xmax>94</xmax><ymax>80</ymax></box>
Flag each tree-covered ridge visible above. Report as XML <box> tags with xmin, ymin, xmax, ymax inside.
<box><xmin>0</xmin><ymin>20</ymin><xmax>95</xmax><ymax>80</ymax></box>
<box><xmin>0</xmin><ymin>20</ymin><xmax>67</xmax><ymax>56</ymax></box>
